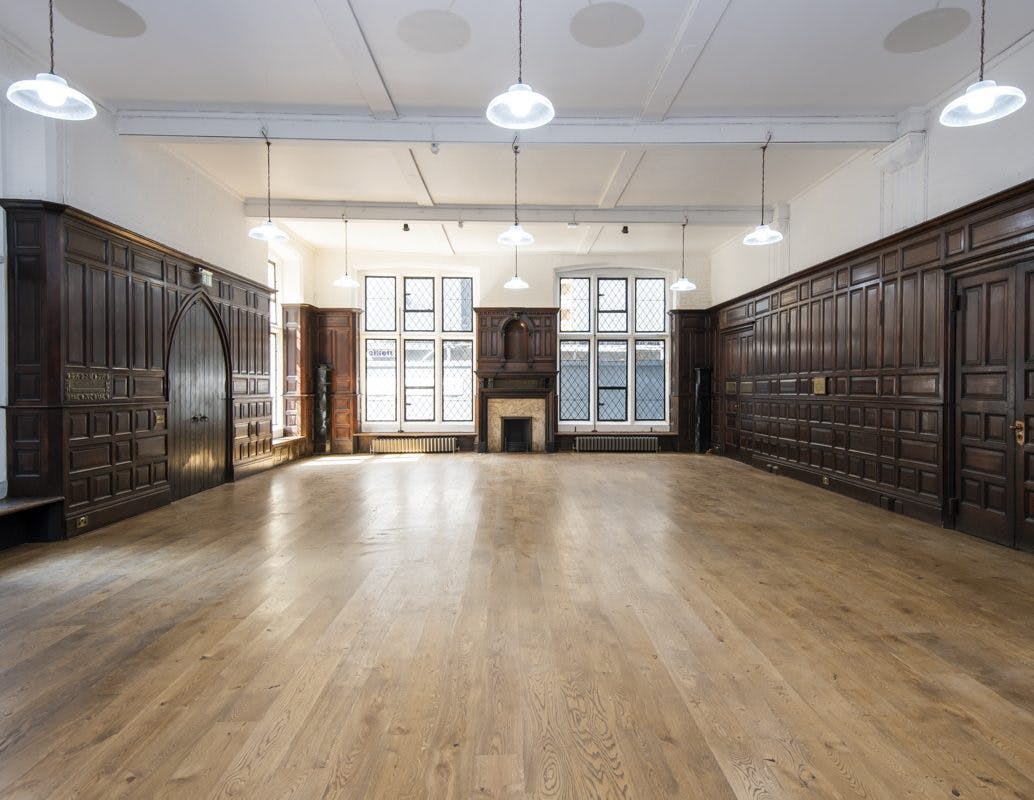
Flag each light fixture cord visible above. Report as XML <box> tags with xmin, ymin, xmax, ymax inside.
<box><xmin>48</xmin><ymin>0</ymin><xmax>55</xmax><ymax>73</ymax></box>
<box><xmin>517</xmin><ymin>0</ymin><xmax>523</xmax><ymax>82</ymax></box>
<box><xmin>979</xmin><ymin>0</ymin><xmax>986</xmax><ymax>81</ymax></box>
<box><xmin>343</xmin><ymin>217</ymin><xmax>349</xmax><ymax>275</ymax></box>
<box><xmin>513</xmin><ymin>139</ymin><xmax>520</xmax><ymax>225</ymax></box>
<box><xmin>514</xmin><ymin>245</ymin><xmax>519</xmax><ymax>279</ymax></box>
<box><xmin>261</xmin><ymin>127</ymin><xmax>273</xmax><ymax>223</ymax></box>
<box><xmin>760</xmin><ymin>132</ymin><xmax>772</xmax><ymax>226</ymax></box>
<box><xmin>681</xmin><ymin>222</ymin><xmax>687</xmax><ymax>278</ymax></box>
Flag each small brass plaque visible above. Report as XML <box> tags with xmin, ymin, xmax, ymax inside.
<box><xmin>812</xmin><ymin>376</ymin><xmax>828</xmax><ymax>395</ymax></box>
<box><xmin>66</xmin><ymin>370</ymin><xmax>112</xmax><ymax>402</ymax></box>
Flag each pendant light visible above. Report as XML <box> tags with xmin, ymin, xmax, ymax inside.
<box><xmin>499</xmin><ymin>142</ymin><xmax>535</xmax><ymax>246</ymax></box>
<box><xmin>743</xmin><ymin>134</ymin><xmax>783</xmax><ymax>247</ymax></box>
<box><xmin>940</xmin><ymin>0</ymin><xmax>1025</xmax><ymax>127</ymax></box>
<box><xmin>671</xmin><ymin>222</ymin><xmax>697</xmax><ymax>293</ymax></box>
<box><xmin>486</xmin><ymin>0</ymin><xmax>555</xmax><ymax>130</ymax></box>
<box><xmin>504</xmin><ymin>246</ymin><xmax>529</xmax><ymax>290</ymax></box>
<box><xmin>332</xmin><ymin>217</ymin><xmax>359</xmax><ymax>288</ymax></box>
<box><xmin>248</xmin><ymin>129</ymin><xmax>288</xmax><ymax>243</ymax></box>
<box><xmin>6</xmin><ymin>0</ymin><xmax>96</xmax><ymax>121</ymax></box>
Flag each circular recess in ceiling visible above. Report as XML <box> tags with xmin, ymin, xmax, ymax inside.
<box><xmin>397</xmin><ymin>9</ymin><xmax>471</xmax><ymax>54</ymax></box>
<box><xmin>884</xmin><ymin>7</ymin><xmax>970</xmax><ymax>54</ymax></box>
<box><xmin>55</xmin><ymin>0</ymin><xmax>146</xmax><ymax>37</ymax></box>
<box><xmin>570</xmin><ymin>2</ymin><xmax>644</xmax><ymax>48</ymax></box>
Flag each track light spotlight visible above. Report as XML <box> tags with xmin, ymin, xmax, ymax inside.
<box><xmin>621</xmin><ymin>225</ymin><xmax>629</xmax><ymax>234</ymax></box>
<box><xmin>403</xmin><ymin>223</ymin><xmax>411</xmax><ymax>232</ymax></box>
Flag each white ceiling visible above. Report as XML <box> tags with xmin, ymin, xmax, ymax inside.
<box><xmin>1</xmin><ymin>0</ymin><xmax>1032</xmax><ymax>255</ymax></box>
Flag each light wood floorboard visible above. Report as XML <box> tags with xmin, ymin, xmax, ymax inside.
<box><xmin>1</xmin><ymin>453</ymin><xmax>1033</xmax><ymax>799</ymax></box>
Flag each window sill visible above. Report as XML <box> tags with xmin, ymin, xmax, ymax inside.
<box><xmin>272</xmin><ymin>434</ymin><xmax>306</xmax><ymax>447</ymax></box>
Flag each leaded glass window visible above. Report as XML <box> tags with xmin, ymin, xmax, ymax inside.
<box><xmin>597</xmin><ymin>340</ymin><xmax>628</xmax><ymax>421</ymax></box>
<box><xmin>635</xmin><ymin>278</ymin><xmax>666</xmax><ymax>333</ymax></box>
<box><xmin>442</xmin><ymin>277</ymin><xmax>473</xmax><ymax>332</ymax></box>
<box><xmin>365</xmin><ymin>339</ymin><xmax>397</xmax><ymax>421</ymax></box>
<box><xmin>559</xmin><ymin>340</ymin><xmax>590</xmax><ymax>421</ymax></box>
<box><xmin>404</xmin><ymin>277</ymin><xmax>434</xmax><ymax>331</ymax></box>
<box><xmin>557</xmin><ymin>272</ymin><xmax>669</xmax><ymax>428</ymax></box>
<box><xmin>404</xmin><ymin>340</ymin><xmax>435</xmax><ymax>421</ymax></box>
<box><xmin>597</xmin><ymin>278</ymin><xmax>627</xmax><ymax>333</ymax></box>
<box><xmin>442</xmin><ymin>340</ymin><xmax>474</xmax><ymax>421</ymax></box>
<box><xmin>365</xmin><ymin>276</ymin><xmax>396</xmax><ymax>331</ymax></box>
<box><xmin>560</xmin><ymin>277</ymin><xmax>590</xmax><ymax>332</ymax></box>
<box><xmin>635</xmin><ymin>340</ymin><xmax>666</xmax><ymax>420</ymax></box>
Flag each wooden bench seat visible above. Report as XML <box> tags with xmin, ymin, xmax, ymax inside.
<box><xmin>0</xmin><ymin>496</ymin><xmax>65</xmax><ymax>548</ymax></box>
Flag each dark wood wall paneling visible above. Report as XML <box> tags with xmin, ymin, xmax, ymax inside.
<box><xmin>710</xmin><ymin>180</ymin><xmax>1034</xmax><ymax>546</ymax></box>
<box><xmin>3</xmin><ymin>201</ymin><xmax>274</xmax><ymax>536</ymax></box>
<box><xmin>315</xmin><ymin>309</ymin><xmax>360</xmax><ymax>453</ymax></box>
<box><xmin>669</xmin><ymin>310</ymin><xmax>713</xmax><ymax>452</ymax></box>
<box><xmin>283</xmin><ymin>304</ymin><xmax>318</xmax><ymax>440</ymax></box>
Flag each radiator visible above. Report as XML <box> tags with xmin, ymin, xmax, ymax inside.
<box><xmin>370</xmin><ymin>436</ymin><xmax>457</xmax><ymax>454</ymax></box>
<box><xmin>574</xmin><ymin>435</ymin><xmax>659</xmax><ymax>453</ymax></box>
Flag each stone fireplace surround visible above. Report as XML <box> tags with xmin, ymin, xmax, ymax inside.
<box><xmin>487</xmin><ymin>398</ymin><xmax>546</xmax><ymax>453</ymax></box>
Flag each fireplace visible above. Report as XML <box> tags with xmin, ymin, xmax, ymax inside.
<box><xmin>475</xmin><ymin>307</ymin><xmax>559</xmax><ymax>453</ymax></box>
<box><xmin>503</xmin><ymin>417</ymin><xmax>532</xmax><ymax>452</ymax></box>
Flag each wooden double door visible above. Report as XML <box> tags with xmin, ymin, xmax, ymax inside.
<box><xmin>954</xmin><ymin>263</ymin><xmax>1034</xmax><ymax>549</ymax></box>
<box><xmin>168</xmin><ymin>301</ymin><xmax>229</xmax><ymax>501</ymax></box>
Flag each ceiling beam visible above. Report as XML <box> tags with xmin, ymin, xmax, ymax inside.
<box><xmin>640</xmin><ymin>0</ymin><xmax>731</xmax><ymax>122</ymax></box>
<box><xmin>246</xmin><ymin>199</ymin><xmax>763</xmax><ymax>226</ymax></box>
<box><xmin>312</xmin><ymin>0</ymin><xmax>397</xmax><ymax>119</ymax></box>
<box><xmin>393</xmin><ymin>148</ymin><xmax>434</xmax><ymax>206</ymax></box>
<box><xmin>117</xmin><ymin>110</ymin><xmax>898</xmax><ymax>146</ymax></box>
<box><xmin>599</xmin><ymin>149</ymin><xmax>646</xmax><ymax>208</ymax></box>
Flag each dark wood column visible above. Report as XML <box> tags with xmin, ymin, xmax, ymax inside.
<box><xmin>669</xmin><ymin>310</ymin><xmax>713</xmax><ymax>452</ymax></box>
<box><xmin>283</xmin><ymin>304</ymin><xmax>317</xmax><ymax>440</ymax></box>
<box><xmin>315</xmin><ymin>309</ymin><xmax>361</xmax><ymax>453</ymax></box>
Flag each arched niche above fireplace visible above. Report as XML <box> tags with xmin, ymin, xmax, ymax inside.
<box><xmin>502</xmin><ymin>317</ymin><xmax>529</xmax><ymax>363</ymax></box>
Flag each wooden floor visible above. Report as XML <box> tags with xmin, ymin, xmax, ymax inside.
<box><xmin>1</xmin><ymin>454</ymin><xmax>1033</xmax><ymax>799</ymax></box>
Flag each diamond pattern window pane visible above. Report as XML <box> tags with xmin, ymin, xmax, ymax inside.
<box><xmin>635</xmin><ymin>340</ymin><xmax>666</xmax><ymax>420</ymax></box>
<box><xmin>365</xmin><ymin>339</ymin><xmax>397</xmax><ymax>421</ymax></box>
<box><xmin>442</xmin><ymin>340</ymin><xmax>473</xmax><ymax>421</ymax></box>
<box><xmin>404</xmin><ymin>277</ymin><xmax>434</xmax><ymax>331</ymax></box>
<box><xmin>559</xmin><ymin>340</ymin><xmax>590</xmax><ymax>421</ymax></box>
<box><xmin>404</xmin><ymin>340</ymin><xmax>435</xmax><ymax>421</ymax></box>
<box><xmin>365</xmin><ymin>276</ymin><xmax>396</xmax><ymax>331</ymax></box>
<box><xmin>442</xmin><ymin>277</ymin><xmax>473</xmax><ymax>332</ymax></box>
<box><xmin>560</xmin><ymin>277</ymin><xmax>590</xmax><ymax>332</ymax></box>
<box><xmin>597</xmin><ymin>278</ymin><xmax>627</xmax><ymax>332</ymax></box>
<box><xmin>635</xmin><ymin>278</ymin><xmax>666</xmax><ymax>332</ymax></box>
<box><xmin>597</xmin><ymin>340</ymin><xmax>628</xmax><ymax>421</ymax></box>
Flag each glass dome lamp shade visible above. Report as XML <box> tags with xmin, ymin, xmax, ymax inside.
<box><xmin>248</xmin><ymin>220</ymin><xmax>288</xmax><ymax>242</ymax></box>
<box><xmin>498</xmin><ymin>223</ymin><xmax>534</xmax><ymax>246</ymax></box>
<box><xmin>940</xmin><ymin>0</ymin><xmax>1026</xmax><ymax>128</ymax></box>
<box><xmin>6</xmin><ymin>2</ymin><xmax>96</xmax><ymax>121</ymax></box>
<box><xmin>487</xmin><ymin>0</ymin><xmax>555</xmax><ymax>130</ymax></box>
<box><xmin>487</xmin><ymin>83</ymin><xmax>555</xmax><ymax>130</ymax></box>
<box><xmin>504</xmin><ymin>247</ymin><xmax>529</xmax><ymax>290</ymax></box>
<box><xmin>743</xmin><ymin>224</ymin><xmax>784</xmax><ymax>247</ymax></box>
<box><xmin>940</xmin><ymin>79</ymin><xmax>1026</xmax><ymax>127</ymax></box>
<box><xmin>7</xmin><ymin>73</ymin><xmax>96</xmax><ymax>120</ymax></box>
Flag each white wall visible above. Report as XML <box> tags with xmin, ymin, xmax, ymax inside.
<box><xmin>710</xmin><ymin>34</ymin><xmax>1034</xmax><ymax>306</ymax></box>
<box><xmin>313</xmin><ymin>248</ymin><xmax>712</xmax><ymax>311</ymax></box>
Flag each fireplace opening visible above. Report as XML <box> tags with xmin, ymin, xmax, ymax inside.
<box><xmin>503</xmin><ymin>417</ymin><xmax>532</xmax><ymax>453</ymax></box>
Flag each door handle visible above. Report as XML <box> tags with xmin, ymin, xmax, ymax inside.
<box><xmin>1011</xmin><ymin>420</ymin><xmax>1025</xmax><ymax>446</ymax></box>
<box><xmin>200</xmin><ymin>414</ymin><xmax>209</xmax><ymax>422</ymax></box>
<box><xmin>191</xmin><ymin>415</ymin><xmax>200</xmax><ymax>423</ymax></box>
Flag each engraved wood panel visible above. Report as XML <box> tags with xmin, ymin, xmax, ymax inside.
<box><xmin>955</xmin><ymin>269</ymin><xmax>1013</xmax><ymax>544</ymax></box>
<box><xmin>1016</xmin><ymin>263</ymin><xmax>1034</xmax><ymax>551</ymax></box>
<box><xmin>669</xmin><ymin>311</ymin><xmax>712</xmax><ymax>452</ymax></box>
<box><xmin>475</xmin><ymin>308</ymin><xmax>559</xmax><ymax>374</ymax></box>
<box><xmin>316</xmin><ymin>309</ymin><xmax>360</xmax><ymax>453</ymax></box>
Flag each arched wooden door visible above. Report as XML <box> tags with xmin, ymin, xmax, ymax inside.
<box><xmin>168</xmin><ymin>300</ymin><xmax>229</xmax><ymax>500</ymax></box>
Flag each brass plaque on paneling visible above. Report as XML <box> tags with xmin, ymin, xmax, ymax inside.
<box><xmin>65</xmin><ymin>370</ymin><xmax>112</xmax><ymax>402</ymax></box>
<box><xmin>812</xmin><ymin>376</ymin><xmax>828</xmax><ymax>395</ymax></box>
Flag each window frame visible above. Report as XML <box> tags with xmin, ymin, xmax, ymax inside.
<box><xmin>364</xmin><ymin>275</ymin><xmax>397</xmax><ymax>332</ymax></box>
<box><xmin>359</xmin><ymin>273</ymin><xmax>476</xmax><ymax>432</ymax></box>
<box><xmin>268</xmin><ymin>259</ymin><xmax>285</xmax><ymax>438</ymax></box>
<box><xmin>441</xmin><ymin>339</ymin><xmax>475</xmax><ymax>422</ymax></box>
<box><xmin>556</xmin><ymin>268</ymin><xmax>672</xmax><ymax>431</ymax></box>
<box><xmin>442</xmin><ymin>277</ymin><xmax>474</xmax><ymax>333</ymax></box>
<box><xmin>403</xmin><ymin>277</ymin><xmax>435</xmax><ymax>332</ymax></box>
